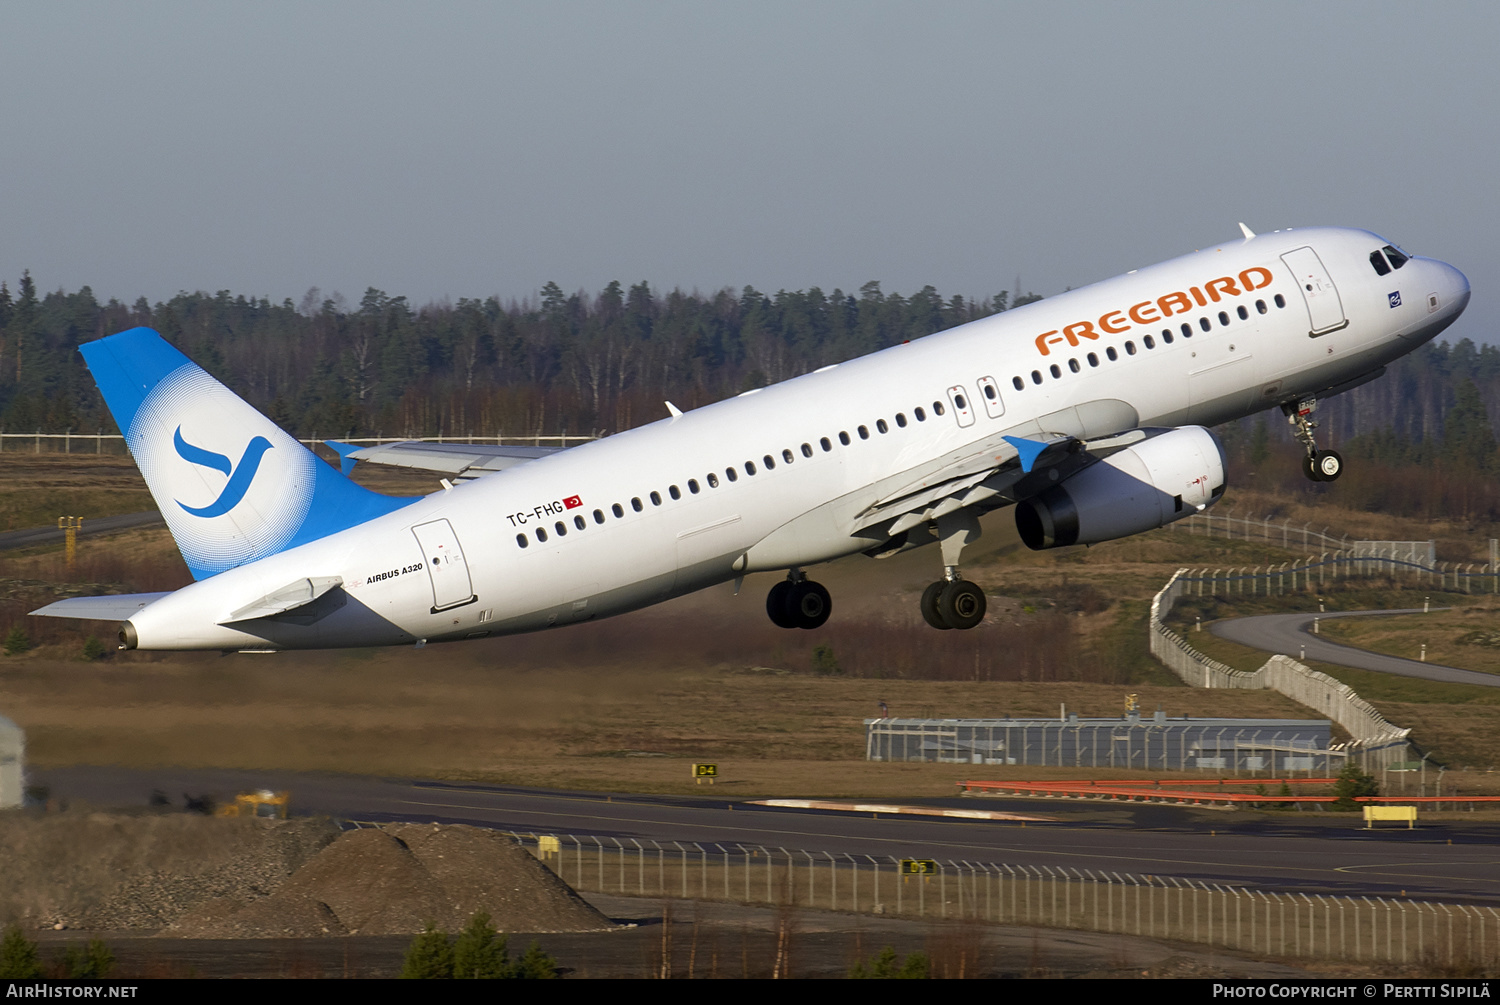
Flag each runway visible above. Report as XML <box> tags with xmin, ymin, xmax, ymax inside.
<box><xmin>32</xmin><ymin>765</ymin><xmax>1500</xmax><ymax>906</ymax></box>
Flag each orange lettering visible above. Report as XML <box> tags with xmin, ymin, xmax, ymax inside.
<box><xmin>1063</xmin><ymin>321</ymin><xmax>1099</xmax><ymax>344</ymax></box>
<box><xmin>1239</xmin><ymin>266</ymin><xmax>1274</xmax><ymax>291</ymax></box>
<box><xmin>1190</xmin><ymin>286</ymin><xmax>1207</xmax><ymax>307</ymax></box>
<box><xmin>1035</xmin><ymin>331</ymin><xmax>1064</xmax><ymax>355</ymax></box>
<box><xmin>1097</xmin><ymin>311</ymin><xmax>1129</xmax><ymax>335</ymax></box>
<box><xmin>1127</xmin><ymin>301</ymin><xmax>1160</xmax><ymax>325</ymax></box>
<box><xmin>1157</xmin><ymin>292</ymin><xmax>1193</xmax><ymax>317</ymax></box>
<box><xmin>1204</xmin><ymin>277</ymin><xmax>1240</xmax><ymax>302</ymax></box>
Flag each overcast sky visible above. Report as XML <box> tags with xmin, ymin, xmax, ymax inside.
<box><xmin>0</xmin><ymin>1</ymin><xmax>1492</xmax><ymax>344</ymax></box>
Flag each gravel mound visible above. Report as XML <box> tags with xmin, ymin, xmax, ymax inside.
<box><xmin>0</xmin><ymin>811</ymin><xmax>612</xmax><ymax>938</ymax></box>
<box><xmin>0</xmin><ymin>812</ymin><xmax>339</xmax><ymax>931</ymax></box>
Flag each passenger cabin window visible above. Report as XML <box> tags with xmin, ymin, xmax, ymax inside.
<box><xmin>857</xmin><ymin>425</ymin><xmax>869</xmax><ymax>440</ymax></box>
<box><xmin>536</xmin><ymin>527</ymin><xmax>548</xmax><ymax>542</ymax></box>
<box><xmin>612</xmin><ymin>503</ymin><xmax>624</xmax><ymax>517</ymax></box>
<box><xmin>1068</xmin><ymin>358</ymin><xmax>1080</xmax><ymax>373</ymax></box>
<box><xmin>688</xmin><ymin>478</ymin><xmax>700</xmax><ymax>494</ymax></box>
<box><xmin>1049</xmin><ymin>363</ymin><xmax>1061</xmax><ymax>378</ymax></box>
<box><xmin>1199</xmin><ymin>317</ymin><xmax>1212</xmax><ymax>332</ymax></box>
<box><xmin>592</xmin><ymin>509</ymin><xmax>605</xmax><ymax>524</ymax></box>
<box><xmin>820</xmin><ymin>437</ymin><xmax>832</xmax><ymax>451</ymax></box>
<box><xmin>1125</xmin><ymin>341</ymin><xmax>1136</xmax><ymax>355</ymax></box>
<box><xmin>763</xmin><ymin>454</ymin><xmax>775</xmax><ymax>469</ymax></box>
<box><xmin>707</xmin><ymin>473</ymin><xmax>719</xmax><ymax>488</ymax></box>
<box><xmin>914</xmin><ymin>407</ymin><xmax>926</xmax><ymax>421</ymax></box>
<box><xmin>839</xmin><ymin>431</ymin><xmax>850</xmax><ymax>445</ymax></box>
<box><xmin>1218</xmin><ymin>311</ymin><xmax>1230</xmax><ymax>326</ymax></box>
<box><xmin>1161</xmin><ymin>329</ymin><xmax>1173</xmax><ymax>344</ymax></box>
<box><xmin>1181</xmin><ymin>323</ymin><xmax>1193</xmax><ymax>338</ymax></box>
<box><xmin>801</xmin><ymin>442</ymin><xmax>813</xmax><ymax>456</ymax></box>
<box><xmin>783</xmin><ymin>448</ymin><xmax>795</xmax><ymax>462</ymax></box>
<box><xmin>1030</xmin><ymin>370</ymin><xmax>1042</xmax><ymax>385</ymax></box>
<box><xmin>1274</xmin><ymin>294</ymin><xmax>1286</xmax><ymax>308</ymax></box>
<box><xmin>1237</xmin><ymin>305</ymin><xmax>1249</xmax><ymax>320</ymax></box>
<box><xmin>631</xmin><ymin>497</ymin><xmax>643</xmax><ymax>512</ymax></box>
<box><xmin>1087</xmin><ymin>351</ymin><xmax>1100</xmax><ymax>365</ymax></box>
<box><xmin>1013</xmin><ymin>376</ymin><xmax>1025</xmax><ymax>389</ymax></box>
<box><xmin>933</xmin><ymin>401</ymin><xmax>946</xmax><ymax>416</ymax></box>
<box><xmin>1256</xmin><ymin>300</ymin><xmax>1267</xmax><ymax>314</ymax></box>
<box><xmin>745</xmin><ymin>460</ymin><xmax>757</xmax><ymax>475</ymax></box>
<box><xmin>1106</xmin><ymin>347</ymin><xmax>1118</xmax><ymax>361</ymax></box>
<box><xmin>726</xmin><ymin>467</ymin><xmax>738</xmax><ymax>482</ymax></box>
<box><xmin>574</xmin><ymin>515</ymin><xmax>586</xmax><ymax>530</ymax></box>
<box><xmin>650</xmin><ymin>491</ymin><xmax>662</xmax><ymax>505</ymax></box>
<box><xmin>555</xmin><ymin>521</ymin><xmax>566</xmax><ymax>536</ymax></box>
<box><xmin>875</xmin><ymin>420</ymin><xmax>887</xmax><ymax>434</ymax></box>
<box><xmin>516</xmin><ymin>534</ymin><xmax>528</xmax><ymax>548</ymax></box>
<box><xmin>895</xmin><ymin>413</ymin><xmax>907</xmax><ymax>427</ymax></box>
<box><xmin>1143</xmin><ymin>335</ymin><xmax>1155</xmax><ymax>349</ymax></box>
<box><xmin>669</xmin><ymin>485</ymin><xmax>681</xmax><ymax>500</ymax></box>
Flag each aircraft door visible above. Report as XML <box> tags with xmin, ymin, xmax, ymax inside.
<box><xmin>1281</xmin><ymin>247</ymin><xmax>1348</xmax><ymax>336</ymax></box>
<box><xmin>975</xmin><ymin>376</ymin><xmax>1005</xmax><ymax>419</ymax></box>
<box><xmin>946</xmin><ymin>386</ymin><xmax>976</xmax><ymax>427</ymax></box>
<box><xmin>412</xmin><ymin>518</ymin><xmax>477</xmax><ymax>612</ymax></box>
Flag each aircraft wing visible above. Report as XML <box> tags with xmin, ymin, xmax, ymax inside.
<box><xmin>324</xmin><ymin>440</ymin><xmax>561</xmax><ymax>479</ymax></box>
<box><xmin>848</xmin><ymin>398</ymin><xmax>1141</xmax><ymax>537</ymax></box>
<box><xmin>30</xmin><ymin>593</ymin><xmax>170</xmax><ymax>621</ymax></box>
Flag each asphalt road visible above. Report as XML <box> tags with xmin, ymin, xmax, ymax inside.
<box><xmin>0</xmin><ymin>510</ymin><xmax>163</xmax><ymax>551</ymax></box>
<box><xmin>31</xmin><ymin>766</ymin><xmax>1500</xmax><ymax>906</ymax></box>
<box><xmin>1210</xmin><ymin>609</ymin><xmax>1500</xmax><ymax>687</ymax></box>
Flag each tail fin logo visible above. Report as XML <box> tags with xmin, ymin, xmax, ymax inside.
<box><xmin>172</xmin><ymin>427</ymin><xmax>275</xmax><ymax>518</ymax></box>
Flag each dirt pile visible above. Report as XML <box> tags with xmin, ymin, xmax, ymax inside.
<box><xmin>0</xmin><ymin>812</ymin><xmax>340</xmax><ymax>930</ymax></box>
<box><xmin>1</xmin><ymin>813</ymin><xmax>612</xmax><ymax>937</ymax></box>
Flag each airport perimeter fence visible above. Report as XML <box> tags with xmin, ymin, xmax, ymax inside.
<box><xmin>0</xmin><ymin>431</ymin><xmax>598</xmax><ymax>455</ymax></box>
<box><xmin>511</xmin><ymin>831</ymin><xmax>1498</xmax><ymax>967</ymax></box>
<box><xmin>1149</xmin><ymin>569</ymin><xmax>1411</xmax><ymax>768</ymax></box>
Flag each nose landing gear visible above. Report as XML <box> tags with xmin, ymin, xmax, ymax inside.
<box><xmin>1285</xmin><ymin>398</ymin><xmax>1343</xmax><ymax>482</ymax></box>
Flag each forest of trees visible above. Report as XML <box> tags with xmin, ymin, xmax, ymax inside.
<box><xmin>1</xmin><ymin>270</ymin><xmax>1498</xmax><ymax>518</ymax></box>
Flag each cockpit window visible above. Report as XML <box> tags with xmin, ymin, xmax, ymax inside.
<box><xmin>1383</xmin><ymin>244</ymin><xmax>1409</xmax><ymax>270</ymax></box>
<box><xmin>1369</xmin><ymin>250</ymin><xmax>1391</xmax><ymax>276</ymax></box>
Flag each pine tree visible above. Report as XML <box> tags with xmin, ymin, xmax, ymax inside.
<box><xmin>399</xmin><ymin>922</ymin><xmax>455</xmax><ymax>979</ymax></box>
<box><xmin>0</xmin><ymin>926</ymin><xmax>42</xmax><ymax>979</ymax></box>
<box><xmin>452</xmin><ymin>912</ymin><xmax>509</xmax><ymax>979</ymax></box>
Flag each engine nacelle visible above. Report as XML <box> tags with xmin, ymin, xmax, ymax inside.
<box><xmin>1015</xmin><ymin>425</ymin><xmax>1225</xmax><ymax>550</ymax></box>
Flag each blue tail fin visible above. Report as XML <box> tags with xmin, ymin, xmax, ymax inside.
<box><xmin>80</xmin><ymin>327</ymin><xmax>415</xmax><ymax>580</ymax></box>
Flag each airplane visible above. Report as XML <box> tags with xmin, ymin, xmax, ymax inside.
<box><xmin>31</xmin><ymin>225</ymin><xmax>1470</xmax><ymax>650</ymax></box>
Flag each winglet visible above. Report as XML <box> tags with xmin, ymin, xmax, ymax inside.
<box><xmin>324</xmin><ymin>440</ymin><xmax>363</xmax><ymax>476</ymax></box>
<box><xmin>1002</xmin><ymin>435</ymin><xmax>1049</xmax><ymax>473</ymax></box>
<box><xmin>1238</xmin><ymin>222</ymin><xmax>1256</xmax><ymax>240</ymax></box>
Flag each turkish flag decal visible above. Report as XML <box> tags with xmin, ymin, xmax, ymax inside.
<box><xmin>563</xmin><ymin>495</ymin><xmax>582</xmax><ymax>509</ymax></box>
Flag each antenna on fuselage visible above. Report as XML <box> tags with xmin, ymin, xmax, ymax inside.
<box><xmin>1238</xmin><ymin>222</ymin><xmax>1256</xmax><ymax>240</ymax></box>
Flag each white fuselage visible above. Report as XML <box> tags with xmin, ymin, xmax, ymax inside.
<box><xmin>125</xmin><ymin>227</ymin><xmax>1470</xmax><ymax>649</ymax></box>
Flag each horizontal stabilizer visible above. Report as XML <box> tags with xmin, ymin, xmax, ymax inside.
<box><xmin>30</xmin><ymin>593</ymin><xmax>170</xmax><ymax>621</ymax></box>
<box><xmin>221</xmin><ymin>576</ymin><xmax>344</xmax><ymax>624</ymax></box>
<box><xmin>327</xmin><ymin>440</ymin><xmax>561</xmax><ymax>479</ymax></box>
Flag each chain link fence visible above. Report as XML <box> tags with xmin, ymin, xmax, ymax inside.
<box><xmin>512</xmin><ymin>831</ymin><xmax>1497</xmax><ymax>967</ymax></box>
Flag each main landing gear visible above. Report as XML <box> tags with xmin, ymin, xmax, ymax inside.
<box><xmin>919</xmin><ymin>509</ymin><xmax>988</xmax><ymax>631</ymax></box>
<box><xmin>1285</xmin><ymin>398</ymin><xmax>1343</xmax><ymax>483</ymax></box>
<box><xmin>767</xmin><ymin>570</ymin><xmax>831</xmax><ymax>630</ymax></box>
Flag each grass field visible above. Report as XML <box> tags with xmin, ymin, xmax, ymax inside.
<box><xmin>4</xmin><ymin>454</ymin><xmax>1500</xmax><ymax>797</ymax></box>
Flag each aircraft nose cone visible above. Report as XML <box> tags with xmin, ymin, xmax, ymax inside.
<box><xmin>1442</xmin><ymin>260</ymin><xmax>1471</xmax><ymax>316</ymax></box>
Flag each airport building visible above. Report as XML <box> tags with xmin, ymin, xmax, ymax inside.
<box><xmin>865</xmin><ymin>711</ymin><xmax>1335</xmax><ymax>773</ymax></box>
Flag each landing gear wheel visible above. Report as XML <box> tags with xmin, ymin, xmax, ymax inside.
<box><xmin>766</xmin><ymin>581</ymin><xmax>796</xmax><ymax>628</ymax></box>
<box><xmin>787</xmin><ymin>580</ymin><xmax>832</xmax><ymax>630</ymax></box>
<box><xmin>1314</xmin><ymin>449</ymin><xmax>1343</xmax><ymax>482</ymax></box>
<box><xmin>938</xmin><ymin>579</ymin><xmax>987</xmax><ymax>630</ymax></box>
<box><xmin>920</xmin><ymin>581</ymin><xmax>951</xmax><ymax>630</ymax></box>
<box><xmin>1302</xmin><ymin>455</ymin><xmax>1321</xmax><ymax>482</ymax></box>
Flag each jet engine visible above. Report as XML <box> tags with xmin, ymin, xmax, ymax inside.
<box><xmin>1015</xmin><ymin>425</ymin><xmax>1225</xmax><ymax>550</ymax></box>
